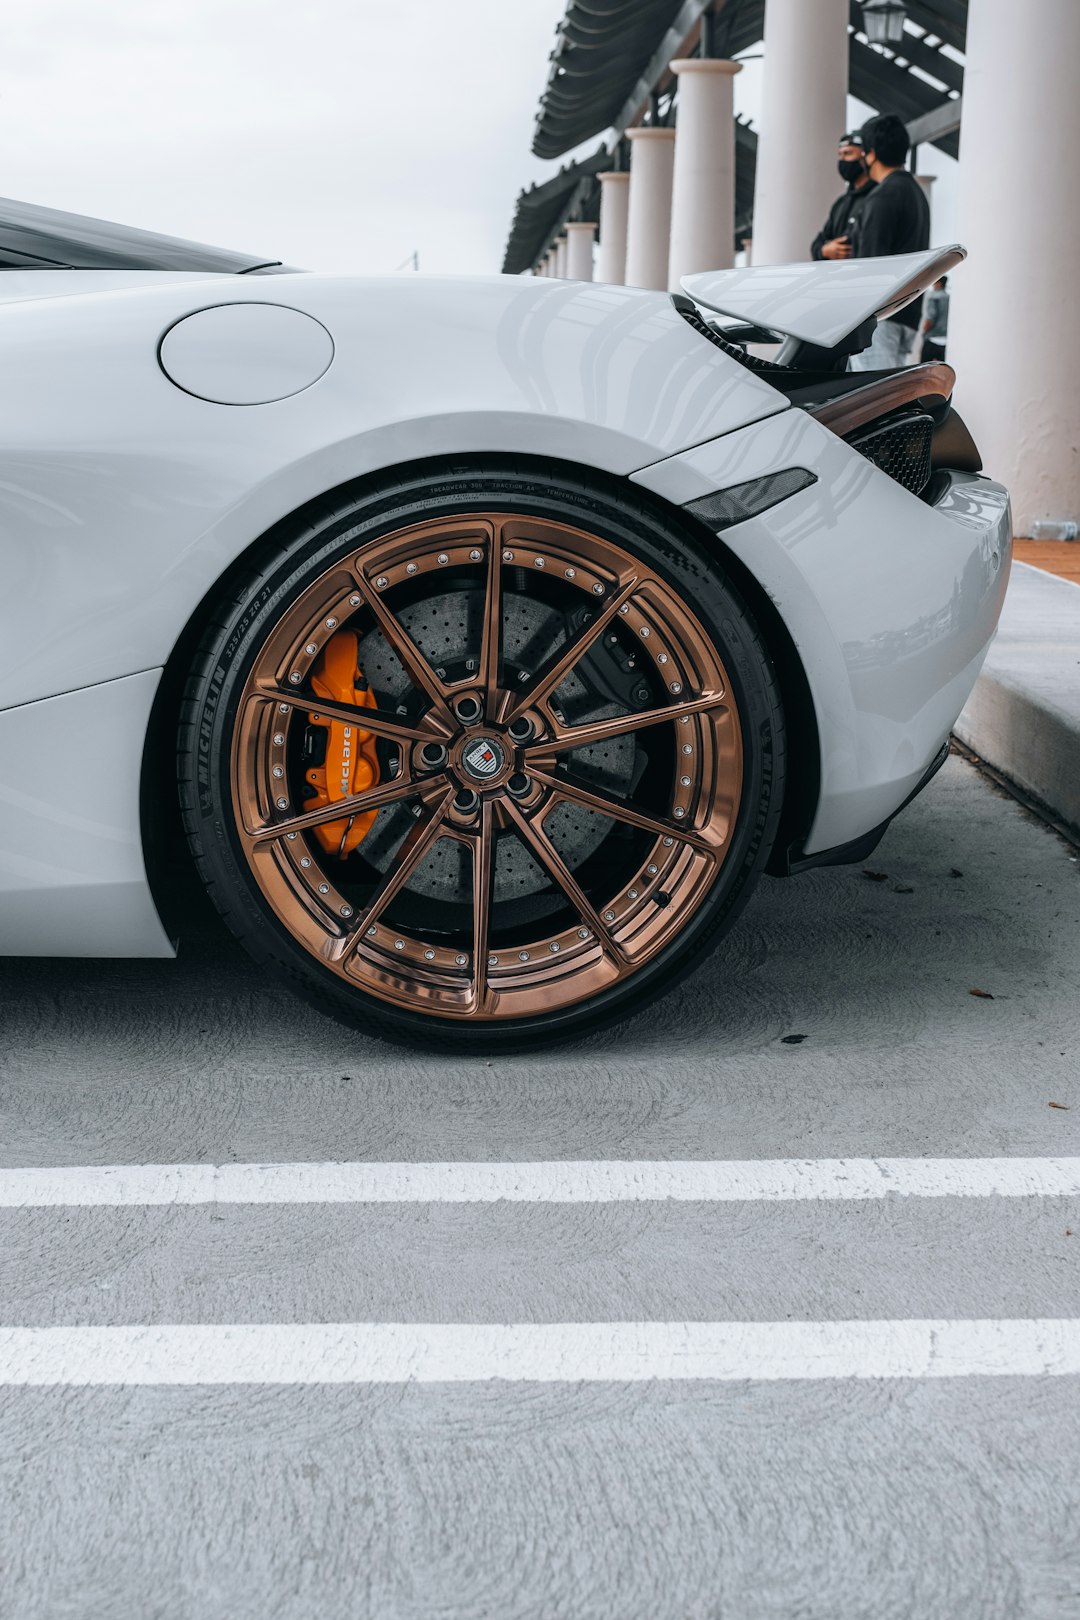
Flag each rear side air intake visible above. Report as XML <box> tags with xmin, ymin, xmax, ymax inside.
<box><xmin>846</xmin><ymin>410</ymin><xmax>935</xmax><ymax>496</ymax></box>
<box><xmin>810</xmin><ymin>363</ymin><xmax>955</xmax><ymax>500</ymax></box>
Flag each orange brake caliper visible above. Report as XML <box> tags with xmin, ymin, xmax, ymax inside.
<box><xmin>304</xmin><ymin>631</ymin><xmax>381</xmax><ymax>856</ymax></box>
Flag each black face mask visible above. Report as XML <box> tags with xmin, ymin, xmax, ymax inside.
<box><xmin>837</xmin><ymin>157</ymin><xmax>866</xmax><ymax>184</ymax></box>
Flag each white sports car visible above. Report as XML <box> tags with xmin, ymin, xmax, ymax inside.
<box><xmin>0</xmin><ymin>199</ymin><xmax>1009</xmax><ymax>1048</ymax></box>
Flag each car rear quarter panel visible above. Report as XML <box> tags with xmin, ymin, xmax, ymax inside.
<box><xmin>0</xmin><ymin>272</ymin><xmax>785</xmax><ymax>710</ymax></box>
<box><xmin>633</xmin><ymin>407</ymin><xmax>1011</xmax><ymax>852</ymax></box>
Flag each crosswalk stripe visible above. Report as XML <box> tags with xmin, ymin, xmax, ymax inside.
<box><xmin>1</xmin><ymin>1320</ymin><xmax>1078</xmax><ymax>1385</ymax></box>
<box><xmin>1</xmin><ymin>1158</ymin><xmax>1078</xmax><ymax>1206</ymax></box>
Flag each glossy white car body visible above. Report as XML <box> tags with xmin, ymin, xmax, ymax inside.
<box><xmin>0</xmin><ymin>244</ymin><xmax>1010</xmax><ymax>957</ymax></box>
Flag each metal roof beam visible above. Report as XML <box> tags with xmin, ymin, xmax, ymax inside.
<box><xmin>606</xmin><ymin>0</ymin><xmax>711</xmax><ymax>142</ymax></box>
<box><xmin>608</xmin><ymin>0</ymin><xmax>769</xmax><ymax>142</ymax></box>
<box><xmin>849</xmin><ymin>36</ymin><xmax>960</xmax><ymax>155</ymax></box>
<box><xmin>848</xmin><ymin>1</ymin><xmax>963</xmax><ymax>93</ymax></box>
<box><xmin>906</xmin><ymin>96</ymin><xmax>962</xmax><ymax>146</ymax></box>
<box><xmin>531</xmin><ymin>0</ymin><xmax>773</xmax><ymax>160</ymax></box>
<box><xmin>904</xmin><ymin>0</ymin><xmax>967</xmax><ymax>53</ymax></box>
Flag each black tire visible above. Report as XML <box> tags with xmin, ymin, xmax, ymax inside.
<box><xmin>177</xmin><ymin>462</ymin><xmax>786</xmax><ymax>1050</ymax></box>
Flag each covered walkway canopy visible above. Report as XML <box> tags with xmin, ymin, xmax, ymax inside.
<box><xmin>505</xmin><ymin>0</ymin><xmax>966</xmax><ymax>275</ymax></box>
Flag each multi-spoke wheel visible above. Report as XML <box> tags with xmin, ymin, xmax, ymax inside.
<box><xmin>179</xmin><ymin>467</ymin><xmax>785</xmax><ymax>1046</ymax></box>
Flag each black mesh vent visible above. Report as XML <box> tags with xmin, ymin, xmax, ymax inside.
<box><xmin>847</xmin><ymin>409</ymin><xmax>934</xmax><ymax>496</ymax></box>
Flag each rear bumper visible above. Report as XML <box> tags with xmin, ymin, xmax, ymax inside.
<box><xmin>632</xmin><ymin>406</ymin><xmax>1011</xmax><ymax>855</ymax></box>
<box><xmin>781</xmin><ymin>741</ymin><xmax>950</xmax><ymax>874</ymax></box>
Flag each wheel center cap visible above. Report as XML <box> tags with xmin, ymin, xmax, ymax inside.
<box><xmin>461</xmin><ymin>735</ymin><xmax>506</xmax><ymax>782</ymax></box>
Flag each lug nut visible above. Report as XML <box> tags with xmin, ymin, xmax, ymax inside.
<box><xmin>454</xmin><ymin>788</ymin><xmax>481</xmax><ymax>814</ymax></box>
<box><xmin>420</xmin><ymin>742</ymin><xmax>448</xmax><ymax>769</ymax></box>
<box><xmin>454</xmin><ymin>694</ymin><xmax>483</xmax><ymax>723</ymax></box>
<box><xmin>508</xmin><ymin>716</ymin><xmax>534</xmax><ymax>742</ymax></box>
<box><xmin>507</xmin><ymin>773</ymin><xmax>530</xmax><ymax>797</ymax></box>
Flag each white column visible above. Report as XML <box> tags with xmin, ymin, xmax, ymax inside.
<box><xmin>596</xmin><ymin>170</ymin><xmax>630</xmax><ymax>284</ymax></box>
<box><xmin>553</xmin><ymin>235</ymin><xmax>568</xmax><ymax>278</ymax></box>
<box><xmin>751</xmin><ymin>0</ymin><xmax>849</xmax><ymax>264</ymax></box>
<box><xmin>564</xmin><ymin>221</ymin><xmax>596</xmax><ymax>281</ymax></box>
<box><xmin>624</xmin><ymin>127</ymin><xmax>676</xmax><ymax>290</ymax></box>
<box><xmin>949</xmin><ymin>0</ymin><xmax>1080</xmax><ymax>533</ymax></box>
<box><xmin>915</xmin><ymin>173</ymin><xmax>935</xmax><ymax>235</ymax></box>
<box><xmin>667</xmin><ymin>58</ymin><xmax>742</xmax><ymax>289</ymax></box>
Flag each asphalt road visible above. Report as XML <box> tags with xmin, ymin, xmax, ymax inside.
<box><xmin>0</xmin><ymin>753</ymin><xmax>1078</xmax><ymax>1619</ymax></box>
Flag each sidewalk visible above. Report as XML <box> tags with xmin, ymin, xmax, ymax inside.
<box><xmin>1013</xmin><ymin>537</ymin><xmax>1080</xmax><ymax>586</ymax></box>
<box><xmin>955</xmin><ymin>561</ymin><xmax>1080</xmax><ymax>838</ymax></box>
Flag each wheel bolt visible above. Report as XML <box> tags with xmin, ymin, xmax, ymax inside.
<box><xmin>454</xmin><ymin>694</ymin><xmax>483</xmax><ymax>723</ymax></box>
<box><xmin>508</xmin><ymin>716</ymin><xmax>533</xmax><ymax>742</ymax></box>
<box><xmin>420</xmin><ymin>742</ymin><xmax>448</xmax><ymax>769</ymax></box>
<box><xmin>507</xmin><ymin>773</ymin><xmax>530</xmax><ymax>797</ymax></box>
<box><xmin>454</xmin><ymin>788</ymin><xmax>480</xmax><ymax>814</ymax></box>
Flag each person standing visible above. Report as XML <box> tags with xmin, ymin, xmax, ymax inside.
<box><xmin>916</xmin><ymin>275</ymin><xmax>950</xmax><ymax>363</ymax></box>
<box><xmin>848</xmin><ymin>112</ymin><xmax>930</xmax><ymax>371</ymax></box>
<box><xmin>810</xmin><ymin>132</ymin><xmax>876</xmax><ymax>261</ymax></box>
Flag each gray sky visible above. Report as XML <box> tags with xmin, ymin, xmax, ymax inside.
<box><xmin>1</xmin><ymin>0</ymin><xmax>955</xmax><ymax>274</ymax></box>
<box><xmin>2</xmin><ymin>0</ymin><xmax>568</xmax><ymax>273</ymax></box>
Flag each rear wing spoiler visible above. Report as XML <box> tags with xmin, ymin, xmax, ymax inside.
<box><xmin>681</xmin><ymin>245</ymin><xmax>965</xmax><ymax>351</ymax></box>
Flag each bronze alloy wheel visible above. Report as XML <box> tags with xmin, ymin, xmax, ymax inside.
<box><xmin>180</xmin><ymin>469</ymin><xmax>785</xmax><ymax>1046</ymax></box>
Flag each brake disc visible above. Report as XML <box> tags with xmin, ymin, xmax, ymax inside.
<box><xmin>353</xmin><ymin>584</ymin><xmax>637</xmax><ymax>904</ymax></box>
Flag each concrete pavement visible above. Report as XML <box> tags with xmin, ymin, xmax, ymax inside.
<box><xmin>0</xmin><ymin>754</ymin><xmax>1078</xmax><ymax>1619</ymax></box>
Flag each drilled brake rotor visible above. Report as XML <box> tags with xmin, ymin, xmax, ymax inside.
<box><xmin>354</xmin><ymin>585</ymin><xmax>636</xmax><ymax>902</ymax></box>
<box><xmin>230</xmin><ymin>512</ymin><xmax>743</xmax><ymax>1022</ymax></box>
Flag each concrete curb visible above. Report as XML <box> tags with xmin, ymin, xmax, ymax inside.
<box><xmin>955</xmin><ymin>562</ymin><xmax>1080</xmax><ymax>838</ymax></box>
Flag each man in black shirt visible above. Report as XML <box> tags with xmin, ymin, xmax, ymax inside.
<box><xmin>810</xmin><ymin>132</ymin><xmax>876</xmax><ymax>261</ymax></box>
<box><xmin>849</xmin><ymin>112</ymin><xmax>930</xmax><ymax>371</ymax></box>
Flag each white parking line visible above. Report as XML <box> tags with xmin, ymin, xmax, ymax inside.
<box><xmin>1</xmin><ymin>1158</ymin><xmax>1078</xmax><ymax>1206</ymax></box>
<box><xmin>1</xmin><ymin>1320</ymin><xmax>1078</xmax><ymax>1385</ymax></box>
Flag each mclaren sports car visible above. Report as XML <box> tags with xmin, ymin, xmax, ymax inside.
<box><xmin>0</xmin><ymin>199</ymin><xmax>1010</xmax><ymax>1047</ymax></box>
